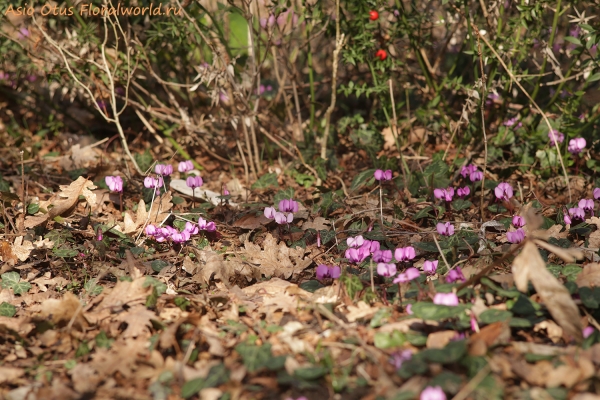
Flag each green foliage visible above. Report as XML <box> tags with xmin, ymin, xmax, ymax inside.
<box><xmin>235</xmin><ymin>342</ymin><xmax>286</xmax><ymax>373</ymax></box>
<box><xmin>0</xmin><ymin>302</ymin><xmax>17</xmax><ymax>317</ymax></box>
<box><xmin>251</xmin><ymin>173</ymin><xmax>279</xmax><ymax>190</ymax></box>
<box><xmin>1</xmin><ymin>272</ymin><xmax>31</xmax><ymax>295</ymax></box>
<box><xmin>411</xmin><ymin>302</ymin><xmax>470</xmax><ymax>320</ymax></box>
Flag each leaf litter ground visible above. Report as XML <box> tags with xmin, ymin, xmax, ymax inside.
<box><xmin>1</xmin><ymin>143</ymin><xmax>600</xmax><ymax>400</ymax></box>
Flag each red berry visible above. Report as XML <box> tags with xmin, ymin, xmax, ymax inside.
<box><xmin>369</xmin><ymin>10</ymin><xmax>379</xmax><ymax>21</ymax></box>
<box><xmin>375</xmin><ymin>49</ymin><xmax>387</xmax><ymax>61</ymax></box>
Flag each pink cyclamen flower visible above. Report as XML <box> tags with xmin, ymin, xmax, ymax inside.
<box><xmin>457</xmin><ymin>187</ymin><xmax>470</xmax><ymax>198</ymax></box>
<box><xmin>316</xmin><ymin>264</ymin><xmax>341</xmax><ymax>280</ymax></box>
<box><xmin>393</xmin><ymin>267</ymin><xmax>420</xmax><ymax>284</ymax></box>
<box><xmin>433</xmin><ymin>293</ymin><xmax>459</xmax><ymax>306</ymax></box>
<box><xmin>105</xmin><ymin>176</ymin><xmax>123</xmax><ymax>192</ymax></box>
<box><xmin>593</xmin><ymin>188</ymin><xmax>600</xmax><ymax>200</ymax></box>
<box><xmin>579</xmin><ymin>199</ymin><xmax>594</xmax><ymax>215</ymax></box>
<box><xmin>494</xmin><ymin>182</ymin><xmax>513</xmax><ymax>200</ymax></box>
<box><xmin>548</xmin><ymin>130</ymin><xmax>564</xmax><ymax>145</ymax></box>
<box><xmin>389</xmin><ymin>350</ymin><xmax>412</xmax><ymax>370</ymax></box>
<box><xmin>512</xmin><ymin>215</ymin><xmax>525</xmax><ymax>228</ymax></box>
<box><xmin>470</xmin><ymin>314</ymin><xmax>480</xmax><ymax>332</ymax></box>
<box><xmin>171</xmin><ymin>230</ymin><xmax>191</xmax><ymax>243</ymax></box>
<box><xmin>260</xmin><ymin>14</ymin><xmax>276</xmax><ymax>29</ymax></box>
<box><xmin>347</xmin><ymin>235</ymin><xmax>365</xmax><ymax>248</ymax></box>
<box><xmin>395</xmin><ymin>246</ymin><xmax>416</xmax><ymax>262</ymax></box>
<box><xmin>507</xmin><ymin>228</ymin><xmax>525</xmax><ymax>244</ymax></box>
<box><xmin>178</xmin><ymin>160</ymin><xmax>194</xmax><ymax>173</ymax></box>
<box><xmin>569</xmin><ymin>207</ymin><xmax>585</xmax><ymax>220</ymax></box>
<box><xmin>186</xmin><ymin>176</ymin><xmax>203</xmax><ymax>189</ymax></box>
<box><xmin>155</xmin><ymin>164</ymin><xmax>173</xmax><ymax>176</ymax></box>
<box><xmin>405</xmin><ymin>303</ymin><xmax>413</xmax><ymax>315</ymax></box>
<box><xmin>363</xmin><ymin>240</ymin><xmax>380</xmax><ymax>253</ymax></box>
<box><xmin>279</xmin><ymin>199</ymin><xmax>299</xmax><ymax>213</ymax></box>
<box><xmin>436</xmin><ymin>222</ymin><xmax>454</xmax><ymax>236</ymax></box>
<box><xmin>433</xmin><ymin>187</ymin><xmax>454</xmax><ymax>202</ymax></box>
<box><xmin>583</xmin><ymin>326</ymin><xmax>595</xmax><ymax>339</ymax></box>
<box><xmin>374</xmin><ymin>169</ymin><xmax>392</xmax><ymax>181</ymax></box>
<box><xmin>345</xmin><ymin>247</ymin><xmax>370</xmax><ymax>263</ymax></box>
<box><xmin>274</xmin><ymin>212</ymin><xmax>293</xmax><ymax>224</ymax></box>
<box><xmin>17</xmin><ymin>27</ymin><xmax>30</xmax><ymax>40</ymax></box>
<box><xmin>470</xmin><ymin>171</ymin><xmax>483</xmax><ymax>182</ymax></box>
<box><xmin>446</xmin><ymin>267</ymin><xmax>465</xmax><ymax>283</ymax></box>
<box><xmin>460</xmin><ymin>164</ymin><xmax>477</xmax><ymax>178</ymax></box>
<box><xmin>377</xmin><ymin>263</ymin><xmax>397</xmax><ymax>277</ymax></box>
<box><xmin>372</xmin><ymin>249</ymin><xmax>393</xmax><ymax>263</ymax></box>
<box><xmin>96</xmin><ymin>227</ymin><xmax>103</xmax><ymax>241</ymax></box>
<box><xmin>144</xmin><ymin>176</ymin><xmax>162</xmax><ymax>189</ymax></box>
<box><xmin>264</xmin><ymin>207</ymin><xmax>277</xmax><ymax>219</ymax></box>
<box><xmin>145</xmin><ymin>224</ymin><xmax>158</xmax><ymax>236</ymax></box>
<box><xmin>197</xmin><ymin>217</ymin><xmax>216</xmax><ymax>231</ymax></box>
<box><xmin>423</xmin><ymin>260</ymin><xmax>438</xmax><ymax>275</ymax></box>
<box><xmin>503</xmin><ymin>117</ymin><xmax>522</xmax><ymax>128</ymax></box>
<box><xmin>568</xmin><ymin>137</ymin><xmax>586</xmax><ymax>154</ymax></box>
<box><xmin>184</xmin><ymin>221</ymin><xmax>199</xmax><ymax>235</ymax></box>
<box><xmin>564</xmin><ymin>214</ymin><xmax>572</xmax><ymax>225</ymax></box>
<box><xmin>222</xmin><ymin>185</ymin><xmax>230</xmax><ymax>196</ymax></box>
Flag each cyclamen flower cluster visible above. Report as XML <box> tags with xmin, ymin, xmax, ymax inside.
<box><xmin>316</xmin><ymin>264</ymin><xmax>341</xmax><ymax>280</ymax></box>
<box><xmin>460</xmin><ymin>164</ymin><xmax>483</xmax><ymax>182</ymax></box>
<box><xmin>145</xmin><ymin>218</ymin><xmax>215</xmax><ymax>243</ymax></box>
<box><xmin>507</xmin><ymin>228</ymin><xmax>525</xmax><ymax>244</ymax></box>
<box><xmin>436</xmin><ymin>222</ymin><xmax>454</xmax><ymax>236</ymax></box>
<box><xmin>548</xmin><ymin>130</ymin><xmax>564</xmax><ymax>145</ymax></box>
<box><xmin>178</xmin><ymin>160</ymin><xmax>194</xmax><ymax>173</ymax></box>
<box><xmin>494</xmin><ymin>182</ymin><xmax>513</xmax><ymax>201</ymax></box>
<box><xmin>105</xmin><ymin>176</ymin><xmax>123</xmax><ymax>192</ymax></box>
<box><xmin>264</xmin><ymin>198</ymin><xmax>299</xmax><ymax>225</ymax></box>
<box><xmin>155</xmin><ymin>164</ymin><xmax>173</xmax><ymax>176</ymax></box>
<box><xmin>568</xmin><ymin>137</ymin><xmax>586</xmax><ymax>155</ymax></box>
<box><xmin>374</xmin><ymin>169</ymin><xmax>392</xmax><ymax>181</ymax></box>
<box><xmin>144</xmin><ymin>176</ymin><xmax>164</xmax><ymax>195</ymax></box>
<box><xmin>433</xmin><ymin>187</ymin><xmax>454</xmax><ymax>202</ymax></box>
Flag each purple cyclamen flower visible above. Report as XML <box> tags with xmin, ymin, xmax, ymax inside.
<box><xmin>184</xmin><ymin>221</ymin><xmax>199</xmax><ymax>235</ymax></box>
<box><xmin>569</xmin><ymin>207</ymin><xmax>585</xmax><ymax>220</ymax></box>
<box><xmin>186</xmin><ymin>176</ymin><xmax>203</xmax><ymax>189</ymax></box>
<box><xmin>503</xmin><ymin>117</ymin><xmax>519</xmax><ymax>127</ymax></box>
<box><xmin>436</xmin><ymin>222</ymin><xmax>454</xmax><ymax>236</ymax></box>
<box><xmin>17</xmin><ymin>27</ymin><xmax>30</xmax><ymax>40</ymax></box>
<box><xmin>145</xmin><ymin>224</ymin><xmax>158</xmax><ymax>236</ymax></box>
<box><xmin>198</xmin><ymin>217</ymin><xmax>216</xmax><ymax>231</ymax></box>
<box><xmin>470</xmin><ymin>171</ymin><xmax>483</xmax><ymax>182</ymax></box>
<box><xmin>395</xmin><ymin>246</ymin><xmax>416</xmax><ymax>262</ymax></box>
<box><xmin>178</xmin><ymin>160</ymin><xmax>194</xmax><ymax>173</ymax></box>
<box><xmin>512</xmin><ymin>215</ymin><xmax>525</xmax><ymax>228</ymax></box>
<box><xmin>389</xmin><ymin>350</ymin><xmax>412</xmax><ymax>370</ymax></box>
<box><xmin>364</xmin><ymin>240</ymin><xmax>380</xmax><ymax>253</ymax></box>
<box><xmin>494</xmin><ymin>182</ymin><xmax>513</xmax><ymax>200</ymax></box>
<box><xmin>171</xmin><ymin>230</ymin><xmax>191</xmax><ymax>243</ymax></box>
<box><xmin>96</xmin><ymin>227</ymin><xmax>103</xmax><ymax>241</ymax></box>
<box><xmin>144</xmin><ymin>176</ymin><xmax>162</xmax><ymax>189</ymax></box>
<box><xmin>579</xmin><ymin>199</ymin><xmax>594</xmax><ymax>215</ymax></box>
<box><xmin>264</xmin><ymin>207</ymin><xmax>277</xmax><ymax>219</ymax></box>
<box><xmin>393</xmin><ymin>267</ymin><xmax>420</xmax><ymax>284</ymax></box>
<box><xmin>374</xmin><ymin>169</ymin><xmax>392</xmax><ymax>181</ymax></box>
<box><xmin>279</xmin><ymin>199</ymin><xmax>299</xmax><ymax>213</ymax></box>
<box><xmin>420</xmin><ymin>386</ymin><xmax>447</xmax><ymax>400</ymax></box>
<box><xmin>377</xmin><ymin>263</ymin><xmax>397</xmax><ymax>277</ymax></box>
<box><xmin>405</xmin><ymin>304</ymin><xmax>413</xmax><ymax>315</ymax></box>
<box><xmin>274</xmin><ymin>212</ymin><xmax>293</xmax><ymax>224</ymax></box>
<box><xmin>446</xmin><ymin>267</ymin><xmax>465</xmax><ymax>283</ymax></box>
<box><xmin>345</xmin><ymin>247</ymin><xmax>369</xmax><ymax>263</ymax></box>
<box><xmin>105</xmin><ymin>176</ymin><xmax>123</xmax><ymax>192</ymax></box>
<box><xmin>548</xmin><ymin>130</ymin><xmax>564</xmax><ymax>145</ymax></box>
<box><xmin>433</xmin><ymin>293</ymin><xmax>459</xmax><ymax>306</ymax></box>
<box><xmin>316</xmin><ymin>264</ymin><xmax>341</xmax><ymax>280</ymax></box>
<box><xmin>372</xmin><ymin>249</ymin><xmax>393</xmax><ymax>263</ymax></box>
<box><xmin>347</xmin><ymin>235</ymin><xmax>365</xmax><ymax>248</ymax></box>
<box><xmin>594</xmin><ymin>188</ymin><xmax>600</xmax><ymax>200</ymax></box>
<box><xmin>460</xmin><ymin>164</ymin><xmax>477</xmax><ymax>178</ymax></box>
<box><xmin>155</xmin><ymin>164</ymin><xmax>173</xmax><ymax>176</ymax></box>
<box><xmin>457</xmin><ymin>187</ymin><xmax>470</xmax><ymax>198</ymax></box>
<box><xmin>568</xmin><ymin>137</ymin><xmax>586</xmax><ymax>154</ymax></box>
<box><xmin>423</xmin><ymin>260</ymin><xmax>438</xmax><ymax>275</ymax></box>
<box><xmin>583</xmin><ymin>326</ymin><xmax>595</xmax><ymax>339</ymax></box>
<box><xmin>433</xmin><ymin>187</ymin><xmax>454</xmax><ymax>202</ymax></box>
<box><xmin>564</xmin><ymin>213</ymin><xmax>572</xmax><ymax>225</ymax></box>
<box><xmin>507</xmin><ymin>228</ymin><xmax>525</xmax><ymax>244</ymax></box>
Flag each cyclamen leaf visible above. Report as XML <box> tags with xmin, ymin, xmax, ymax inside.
<box><xmin>251</xmin><ymin>173</ymin><xmax>279</xmax><ymax>190</ymax></box>
<box><xmin>350</xmin><ymin>169</ymin><xmax>376</xmax><ymax>192</ymax></box>
<box><xmin>411</xmin><ymin>302</ymin><xmax>469</xmax><ymax>320</ymax></box>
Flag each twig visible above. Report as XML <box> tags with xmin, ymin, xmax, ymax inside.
<box><xmin>476</xmin><ymin>35</ymin><xmax>488</xmax><ymax>221</ymax></box>
<box><xmin>432</xmin><ymin>234</ymin><xmax>451</xmax><ymax>272</ymax></box>
<box><xmin>319</xmin><ymin>0</ymin><xmax>344</xmax><ymax>162</ymax></box>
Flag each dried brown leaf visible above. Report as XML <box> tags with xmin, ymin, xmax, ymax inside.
<box><xmin>147</xmin><ymin>191</ymin><xmax>173</xmax><ymax>225</ymax></box>
<box><xmin>512</xmin><ymin>241</ymin><xmax>582</xmax><ymax>342</ymax></box>
<box><xmin>576</xmin><ymin>263</ymin><xmax>600</xmax><ymax>288</ymax></box>
<box><xmin>38</xmin><ymin>291</ymin><xmax>87</xmax><ymax>329</ymax></box>
<box><xmin>114</xmin><ymin>305</ymin><xmax>155</xmax><ymax>338</ymax></box>
<box><xmin>0</xmin><ymin>366</ymin><xmax>25</xmax><ymax>384</ymax></box>
<box><xmin>25</xmin><ymin>176</ymin><xmax>96</xmax><ymax>228</ymax></box>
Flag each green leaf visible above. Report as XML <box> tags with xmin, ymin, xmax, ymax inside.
<box><xmin>235</xmin><ymin>343</ymin><xmax>285</xmax><ymax>372</ymax></box>
<box><xmin>27</xmin><ymin>203</ymin><xmax>40</xmax><ymax>215</ymax></box>
<box><xmin>181</xmin><ymin>364</ymin><xmax>229</xmax><ymax>399</ymax></box>
<box><xmin>146</xmin><ymin>286</ymin><xmax>159</xmax><ymax>308</ymax></box>
<box><xmin>350</xmin><ymin>169</ymin><xmax>376</xmax><ymax>192</ymax></box>
<box><xmin>75</xmin><ymin>341</ymin><xmax>90</xmax><ymax>357</ymax></box>
<box><xmin>95</xmin><ymin>331</ymin><xmax>113</xmax><ymax>349</ymax></box>
<box><xmin>370</xmin><ymin>308</ymin><xmax>392</xmax><ymax>328</ymax></box>
<box><xmin>479</xmin><ymin>309</ymin><xmax>513</xmax><ymax>324</ymax></box>
<box><xmin>579</xmin><ymin>287</ymin><xmax>599</xmax><ymax>309</ymax></box>
<box><xmin>452</xmin><ymin>199</ymin><xmax>472</xmax><ymax>211</ymax></box>
<box><xmin>374</xmin><ymin>330</ymin><xmax>406</xmax><ymax>349</ymax></box>
<box><xmin>52</xmin><ymin>248</ymin><xmax>79</xmax><ymax>258</ymax></box>
<box><xmin>134</xmin><ymin>150</ymin><xmax>154</xmax><ymax>174</ymax></box>
<box><xmin>1</xmin><ymin>272</ymin><xmax>20</xmax><ymax>289</ymax></box>
<box><xmin>273</xmin><ymin>188</ymin><xmax>295</xmax><ymax>207</ymax></box>
<box><xmin>340</xmin><ymin>275</ymin><xmax>363</xmax><ymax>300</ymax></box>
<box><xmin>294</xmin><ymin>366</ymin><xmax>328</xmax><ymax>380</ymax></box>
<box><xmin>144</xmin><ymin>277</ymin><xmax>167</xmax><ymax>296</ymax></box>
<box><xmin>587</xmin><ymin>72</ymin><xmax>600</xmax><ymax>83</ymax></box>
<box><xmin>251</xmin><ymin>173</ymin><xmax>279</xmax><ymax>190</ymax></box>
<box><xmin>0</xmin><ymin>302</ymin><xmax>16</xmax><ymax>317</ymax></box>
<box><xmin>564</xmin><ymin>36</ymin><xmax>582</xmax><ymax>46</ymax></box>
<box><xmin>151</xmin><ymin>260</ymin><xmax>170</xmax><ymax>272</ymax></box>
<box><xmin>84</xmin><ymin>280</ymin><xmax>103</xmax><ymax>296</ymax></box>
<box><xmin>299</xmin><ymin>280</ymin><xmax>324</xmax><ymax>293</ymax></box>
<box><xmin>411</xmin><ymin>302</ymin><xmax>469</xmax><ymax>320</ymax></box>
<box><xmin>421</xmin><ymin>340</ymin><xmax>467</xmax><ymax>363</ymax></box>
